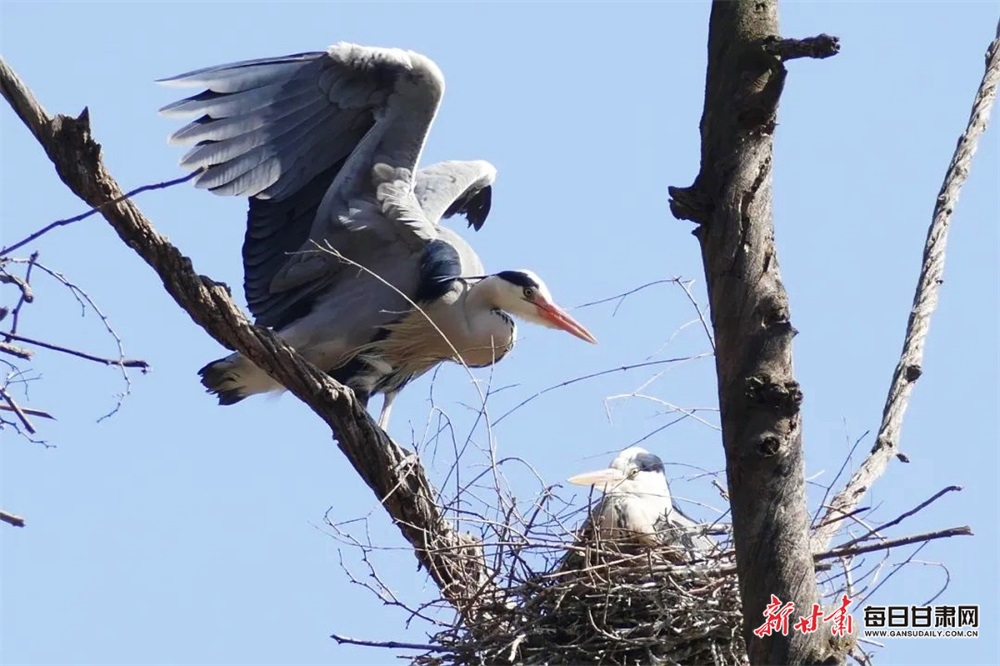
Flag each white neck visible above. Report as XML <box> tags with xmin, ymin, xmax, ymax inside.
<box><xmin>452</xmin><ymin>277</ymin><xmax>517</xmax><ymax>366</ymax></box>
<box><xmin>465</xmin><ymin>275</ymin><xmax>507</xmax><ymax>313</ymax></box>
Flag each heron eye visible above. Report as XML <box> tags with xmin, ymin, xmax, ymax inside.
<box><xmin>628</xmin><ymin>468</ymin><xmax>639</xmax><ymax>479</ymax></box>
<box><xmin>523</xmin><ymin>286</ymin><xmax>535</xmax><ymax>300</ymax></box>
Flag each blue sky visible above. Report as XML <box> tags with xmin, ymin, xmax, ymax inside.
<box><xmin>1</xmin><ymin>2</ymin><xmax>997</xmax><ymax>665</ymax></box>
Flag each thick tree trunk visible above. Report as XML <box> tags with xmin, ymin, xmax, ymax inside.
<box><xmin>669</xmin><ymin>2</ymin><xmax>840</xmax><ymax>663</ymax></box>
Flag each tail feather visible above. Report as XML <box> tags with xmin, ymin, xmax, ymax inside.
<box><xmin>198</xmin><ymin>353</ymin><xmax>281</xmax><ymax>405</ymax></box>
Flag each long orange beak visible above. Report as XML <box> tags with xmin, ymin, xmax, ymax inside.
<box><xmin>534</xmin><ymin>298</ymin><xmax>599</xmax><ymax>344</ymax></box>
<box><xmin>567</xmin><ymin>467</ymin><xmax>627</xmax><ymax>492</ymax></box>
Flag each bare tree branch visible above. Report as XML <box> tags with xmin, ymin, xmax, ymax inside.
<box><xmin>492</xmin><ymin>354</ymin><xmax>711</xmax><ymax>427</ymax></box>
<box><xmin>814</xmin><ymin>506</ymin><xmax>870</xmax><ymax>531</ymax></box>
<box><xmin>0</xmin><ymin>172</ymin><xmax>200</xmax><ymax>258</ymax></box>
<box><xmin>836</xmin><ymin>486</ymin><xmax>962</xmax><ymax>551</ymax></box>
<box><xmin>0</xmin><ymin>385</ymin><xmax>36</xmax><ymax>433</ymax></box>
<box><xmin>0</xmin><ymin>509</ymin><xmax>26</xmax><ymax>528</ymax></box>
<box><xmin>3</xmin><ymin>254</ymin><xmax>147</xmax><ymax>420</ymax></box>
<box><xmin>0</xmin><ymin>342</ymin><xmax>32</xmax><ymax>360</ymax></box>
<box><xmin>0</xmin><ymin>270</ymin><xmax>33</xmax><ymax>302</ymax></box>
<box><xmin>812</xmin><ymin>18</ymin><xmax>1000</xmax><ymax>553</ymax></box>
<box><xmin>818</xmin><ymin>526</ymin><xmax>972</xmax><ymax>561</ymax></box>
<box><xmin>0</xmin><ymin>403</ymin><xmax>54</xmax><ymax>420</ymax></box>
<box><xmin>0</xmin><ymin>55</ymin><xmax>499</xmax><ymax>621</ymax></box>
<box><xmin>668</xmin><ymin>2</ymin><xmax>841</xmax><ymax>663</ymax></box>
<box><xmin>3</xmin><ymin>250</ymin><xmax>38</xmax><ymax>337</ymax></box>
<box><xmin>331</xmin><ymin>634</ymin><xmax>448</xmax><ymax>652</ymax></box>
<box><xmin>4</xmin><ymin>331</ymin><xmax>149</xmax><ymax>369</ymax></box>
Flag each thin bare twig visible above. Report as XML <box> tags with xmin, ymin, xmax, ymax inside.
<box><xmin>0</xmin><ymin>509</ymin><xmax>25</xmax><ymax>528</ymax></box>
<box><xmin>0</xmin><ymin>385</ymin><xmax>36</xmax><ymax>433</ymax></box>
<box><xmin>818</xmin><ymin>526</ymin><xmax>972</xmax><ymax>561</ymax></box>
<box><xmin>812</xmin><ymin>428</ymin><xmax>869</xmax><ymax>529</ymax></box>
<box><xmin>0</xmin><ymin>271</ymin><xmax>32</xmax><ymax>293</ymax></box>
<box><xmin>813</xmin><ymin>506</ymin><xmax>871</xmax><ymax>531</ymax></box>
<box><xmin>673</xmin><ymin>278</ymin><xmax>715</xmax><ymax>351</ymax></box>
<box><xmin>574</xmin><ymin>277</ymin><xmax>715</xmax><ymax>351</ymax></box>
<box><xmin>6</xmin><ymin>256</ymin><xmax>146</xmax><ymax>419</ymax></box>
<box><xmin>813</xmin><ymin>21</ymin><xmax>1000</xmax><ymax>552</ymax></box>
<box><xmin>4</xmin><ymin>332</ymin><xmax>149</xmax><ymax>369</ymax></box>
<box><xmin>857</xmin><ymin>541</ymin><xmax>932</xmax><ymax>609</ymax></box>
<box><xmin>330</xmin><ymin>634</ymin><xmax>448</xmax><ymax>652</ymax></box>
<box><xmin>574</xmin><ymin>279</ymin><xmax>676</xmax><ymax>314</ymax></box>
<box><xmin>0</xmin><ymin>403</ymin><xmax>54</xmax><ymax>420</ymax></box>
<box><xmin>492</xmin><ymin>354</ymin><xmax>711</xmax><ymax>426</ymax></box>
<box><xmin>0</xmin><ymin>268</ymin><xmax>33</xmax><ymax>326</ymax></box>
<box><xmin>1</xmin><ymin>250</ymin><xmax>38</xmax><ymax>340</ymax></box>
<box><xmin>0</xmin><ymin>341</ymin><xmax>32</xmax><ymax>360</ymax></box>
<box><xmin>836</xmin><ymin>486</ymin><xmax>962</xmax><ymax>550</ymax></box>
<box><xmin>912</xmin><ymin>560</ymin><xmax>953</xmax><ymax>606</ymax></box>
<box><xmin>0</xmin><ymin>172</ymin><xmax>200</xmax><ymax>257</ymax></box>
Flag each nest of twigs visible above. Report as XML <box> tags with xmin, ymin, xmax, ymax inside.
<box><xmin>418</xmin><ymin>539</ymin><xmax>747</xmax><ymax>666</ymax></box>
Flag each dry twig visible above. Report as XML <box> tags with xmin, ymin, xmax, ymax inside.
<box><xmin>0</xmin><ymin>508</ymin><xmax>26</xmax><ymax>528</ymax></box>
<box><xmin>0</xmin><ymin>172</ymin><xmax>199</xmax><ymax>257</ymax></box>
<box><xmin>3</xmin><ymin>332</ymin><xmax>149</xmax><ymax>369</ymax></box>
<box><xmin>812</xmin><ymin>20</ymin><xmax>1000</xmax><ymax>552</ymax></box>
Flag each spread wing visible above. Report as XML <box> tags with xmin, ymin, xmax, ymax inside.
<box><xmin>414</xmin><ymin>160</ymin><xmax>496</xmax><ymax>229</ymax></box>
<box><xmin>159</xmin><ymin>43</ymin><xmax>450</xmax><ymax>330</ymax></box>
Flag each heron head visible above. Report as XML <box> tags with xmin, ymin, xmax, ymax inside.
<box><xmin>491</xmin><ymin>269</ymin><xmax>598</xmax><ymax>344</ymax></box>
<box><xmin>567</xmin><ymin>446</ymin><xmax>670</xmax><ymax>498</ymax></box>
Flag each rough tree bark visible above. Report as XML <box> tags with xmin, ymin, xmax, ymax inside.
<box><xmin>668</xmin><ymin>2</ymin><xmax>841</xmax><ymax>664</ymax></box>
<box><xmin>1</xmin><ymin>57</ymin><xmax>498</xmax><ymax>624</ymax></box>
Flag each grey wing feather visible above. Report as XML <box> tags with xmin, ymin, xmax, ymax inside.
<box><xmin>242</xmin><ymin>161</ymin><xmax>347</xmax><ymax>328</ymax></box>
<box><xmin>160</xmin><ymin>43</ymin><xmax>447</xmax><ymax>329</ymax></box>
<box><xmin>159</xmin><ymin>45</ymin><xmax>441</xmax><ymax>202</ymax></box>
<box><xmin>414</xmin><ymin>160</ymin><xmax>497</xmax><ymax>229</ymax></box>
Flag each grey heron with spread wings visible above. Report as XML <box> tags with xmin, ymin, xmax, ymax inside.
<box><xmin>568</xmin><ymin>447</ymin><xmax>716</xmax><ymax>557</ymax></box>
<box><xmin>159</xmin><ymin>43</ymin><xmax>597</xmax><ymax>427</ymax></box>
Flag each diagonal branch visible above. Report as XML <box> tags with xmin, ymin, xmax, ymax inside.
<box><xmin>835</xmin><ymin>486</ymin><xmax>962</xmax><ymax>551</ymax></box>
<box><xmin>812</xmin><ymin>19</ymin><xmax>1000</xmax><ymax>553</ymax></box>
<box><xmin>0</xmin><ymin>56</ymin><xmax>498</xmax><ymax>621</ymax></box>
<box><xmin>0</xmin><ymin>508</ymin><xmax>26</xmax><ymax>528</ymax></box>
<box><xmin>0</xmin><ymin>341</ymin><xmax>32</xmax><ymax>360</ymax></box>
<box><xmin>817</xmin><ymin>526</ymin><xmax>973</xmax><ymax>561</ymax></box>
<box><xmin>0</xmin><ymin>403</ymin><xmax>55</xmax><ymax>420</ymax></box>
<box><xmin>0</xmin><ymin>172</ymin><xmax>199</xmax><ymax>257</ymax></box>
<box><xmin>5</xmin><ymin>331</ymin><xmax>149</xmax><ymax>369</ymax></box>
<box><xmin>0</xmin><ymin>385</ymin><xmax>36</xmax><ymax>434</ymax></box>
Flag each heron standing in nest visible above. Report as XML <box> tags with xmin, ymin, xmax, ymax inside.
<box><xmin>567</xmin><ymin>446</ymin><xmax>716</xmax><ymax>559</ymax></box>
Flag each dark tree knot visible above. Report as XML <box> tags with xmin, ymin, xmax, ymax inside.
<box><xmin>745</xmin><ymin>376</ymin><xmax>803</xmax><ymax>416</ymax></box>
<box><xmin>758</xmin><ymin>436</ymin><xmax>782</xmax><ymax>457</ymax></box>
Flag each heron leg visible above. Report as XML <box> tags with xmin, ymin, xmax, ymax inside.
<box><xmin>377</xmin><ymin>391</ymin><xmax>396</xmax><ymax>430</ymax></box>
